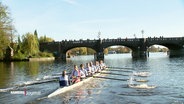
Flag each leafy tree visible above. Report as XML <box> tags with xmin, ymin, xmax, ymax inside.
<box><xmin>12</xmin><ymin>35</ymin><xmax>26</xmax><ymax>60</ymax></box>
<box><xmin>107</xmin><ymin>46</ymin><xmax>131</xmax><ymax>54</ymax></box>
<box><xmin>87</xmin><ymin>48</ymin><xmax>95</xmax><ymax>55</ymax></box>
<box><xmin>34</xmin><ymin>30</ymin><xmax>38</xmax><ymax>41</ymax></box>
<box><xmin>0</xmin><ymin>2</ymin><xmax>14</xmax><ymax>59</ymax></box>
<box><xmin>103</xmin><ymin>48</ymin><xmax>108</xmax><ymax>54</ymax></box>
<box><xmin>17</xmin><ymin>35</ymin><xmax>22</xmax><ymax>50</ymax></box>
<box><xmin>34</xmin><ymin>30</ymin><xmax>38</xmax><ymax>38</ymax></box>
<box><xmin>79</xmin><ymin>47</ymin><xmax>87</xmax><ymax>55</ymax></box>
<box><xmin>21</xmin><ymin>32</ymin><xmax>39</xmax><ymax>57</ymax></box>
<box><xmin>39</xmin><ymin>35</ymin><xmax>54</xmax><ymax>43</ymax></box>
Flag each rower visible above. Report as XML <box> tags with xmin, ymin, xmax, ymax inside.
<box><xmin>59</xmin><ymin>70</ymin><xmax>69</xmax><ymax>87</ymax></box>
<box><xmin>90</xmin><ymin>61</ymin><xmax>97</xmax><ymax>73</ymax></box>
<box><xmin>70</xmin><ymin>65</ymin><xmax>81</xmax><ymax>84</ymax></box>
<box><xmin>79</xmin><ymin>64</ymin><xmax>88</xmax><ymax>78</ymax></box>
<box><xmin>85</xmin><ymin>63</ymin><xmax>93</xmax><ymax>77</ymax></box>
<box><xmin>95</xmin><ymin>61</ymin><xmax>101</xmax><ymax>72</ymax></box>
<box><xmin>99</xmin><ymin>60</ymin><xmax>106</xmax><ymax>70</ymax></box>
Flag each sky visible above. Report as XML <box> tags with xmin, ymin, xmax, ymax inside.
<box><xmin>1</xmin><ymin>0</ymin><xmax>184</xmax><ymax>41</ymax></box>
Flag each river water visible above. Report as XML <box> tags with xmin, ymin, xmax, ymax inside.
<box><xmin>0</xmin><ymin>53</ymin><xmax>184</xmax><ymax>104</ymax></box>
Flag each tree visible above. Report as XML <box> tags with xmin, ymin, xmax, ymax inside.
<box><xmin>15</xmin><ymin>35</ymin><xmax>22</xmax><ymax>53</ymax></box>
<box><xmin>39</xmin><ymin>35</ymin><xmax>54</xmax><ymax>43</ymax></box>
<box><xmin>148</xmin><ymin>46</ymin><xmax>157</xmax><ymax>52</ymax></box>
<box><xmin>87</xmin><ymin>48</ymin><xmax>95</xmax><ymax>55</ymax></box>
<box><xmin>21</xmin><ymin>32</ymin><xmax>39</xmax><ymax>57</ymax></box>
<box><xmin>34</xmin><ymin>30</ymin><xmax>38</xmax><ymax>41</ymax></box>
<box><xmin>79</xmin><ymin>47</ymin><xmax>87</xmax><ymax>55</ymax></box>
<box><xmin>103</xmin><ymin>48</ymin><xmax>108</xmax><ymax>54</ymax></box>
<box><xmin>0</xmin><ymin>2</ymin><xmax>14</xmax><ymax>59</ymax></box>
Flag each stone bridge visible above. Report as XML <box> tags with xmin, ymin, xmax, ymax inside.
<box><xmin>39</xmin><ymin>37</ymin><xmax>184</xmax><ymax>60</ymax></box>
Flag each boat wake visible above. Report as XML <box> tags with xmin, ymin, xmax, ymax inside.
<box><xmin>128</xmin><ymin>84</ymin><xmax>156</xmax><ymax>89</ymax></box>
<box><xmin>127</xmin><ymin>71</ymin><xmax>156</xmax><ymax>89</ymax></box>
<box><xmin>133</xmin><ymin>71</ymin><xmax>151</xmax><ymax>77</ymax></box>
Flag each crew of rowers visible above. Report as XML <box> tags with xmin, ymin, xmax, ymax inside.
<box><xmin>59</xmin><ymin>60</ymin><xmax>107</xmax><ymax>87</ymax></box>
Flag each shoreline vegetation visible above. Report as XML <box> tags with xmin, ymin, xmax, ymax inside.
<box><xmin>0</xmin><ymin>57</ymin><xmax>55</xmax><ymax>62</ymax></box>
<box><xmin>29</xmin><ymin>57</ymin><xmax>55</xmax><ymax>61</ymax></box>
<box><xmin>0</xmin><ymin>2</ymin><xmax>55</xmax><ymax>62</ymax></box>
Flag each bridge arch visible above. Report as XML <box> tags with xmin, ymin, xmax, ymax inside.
<box><xmin>147</xmin><ymin>37</ymin><xmax>184</xmax><ymax>57</ymax></box>
<box><xmin>65</xmin><ymin>47</ymin><xmax>96</xmax><ymax>57</ymax></box>
<box><xmin>147</xmin><ymin>44</ymin><xmax>169</xmax><ymax>57</ymax></box>
<box><xmin>101</xmin><ymin>38</ymin><xmax>147</xmax><ymax>58</ymax></box>
<box><xmin>103</xmin><ymin>45</ymin><xmax>132</xmax><ymax>54</ymax></box>
<box><xmin>60</xmin><ymin>45</ymin><xmax>98</xmax><ymax>60</ymax></box>
<box><xmin>148</xmin><ymin>45</ymin><xmax>168</xmax><ymax>52</ymax></box>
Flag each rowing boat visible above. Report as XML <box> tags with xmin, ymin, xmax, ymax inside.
<box><xmin>47</xmin><ymin>69</ymin><xmax>106</xmax><ymax>98</ymax></box>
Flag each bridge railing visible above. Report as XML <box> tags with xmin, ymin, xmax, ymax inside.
<box><xmin>102</xmin><ymin>38</ymin><xmax>140</xmax><ymax>42</ymax></box>
<box><xmin>41</xmin><ymin>37</ymin><xmax>184</xmax><ymax>45</ymax></box>
<box><xmin>147</xmin><ymin>37</ymin><xmax>184</xmax><ymax>41</ymax></box>
<box><xmin>60</xmin><ymin>38</ymin><xmax>142</xmax><ymax>44</ymax></box>
<box><xmin>61</xmin><ymin>39</ymin><xmax>98</xmax><ymax>44</ymax></box>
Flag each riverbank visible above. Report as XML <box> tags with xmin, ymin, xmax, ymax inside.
<box><xmin>29</xmin><ymin>57</ymin><xmax>55</xmax><ymax>61</ymax></box>
<box><xmin>0</xmin><ymin>57</ymin><xmax>55</xmax><ymax>62</ymax></box>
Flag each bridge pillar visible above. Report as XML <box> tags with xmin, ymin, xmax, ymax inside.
<box><xmin>132</xmin><ymin>50</ymin><xmax>147</xmax><ymax>58</ymax></box>
<box><xmin>94</xmin><ymin>39</ymin><xmax>104</xmax><ymax>60</ymax></box>
<box><xmin>60</xmin><ymin>53</ymin><xmax>66</xmax><ymax>61</ymax></box>
<box><xmin>132</xmin><ymin>38</ymin><xmax>148</xmax><ymax>58</ymax></box>
<box><xmin>94</xmin><ymin>52</ymin><xmax>104</xmax><ymax>61</ymax></box>
<box><xmin>168</xmin><ymin>48</ymin><xmax>184</xmax><ymax>57</ymax></box>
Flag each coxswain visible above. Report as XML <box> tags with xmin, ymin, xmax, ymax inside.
<box><xmin>59</xmin><ymin>70</ymin><xmax>69</xmax><ymax>87</ymax></box>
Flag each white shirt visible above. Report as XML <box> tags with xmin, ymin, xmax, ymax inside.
<box><xmin>59</xmin><ymin>75</ymin><xmax>68</xmax><ymax>81</ymax></box>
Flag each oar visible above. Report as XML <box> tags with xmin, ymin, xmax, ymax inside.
<box><xmin>108</xmin><ymin>69</ymin><xmax>133</xmax><ymax>72</ymax></box>
<box><xmin>12</xmin><ymin>79</ymin><xmax>59</xmax><ymax>89</ymax></box>
<box><xmin>93</xmin><ymin>76</ymin><xmax>129</xmax><ymax>81</ymax></box>
<box><xmin>134</xmin><ymin>79</ymin><xmax>148</xmax><ymax>82</ymax></box>
<box><xmin>0</xmin><ymin>79</ymin><xmax>59</xmax><ymax>92</ymax></box>
<box><xmin>52</xmin><ymin>72</ymin><xmax>71</xmax><ymax>76</ymax></box>
<box><xmin>107</xmin><ymin>67</ymin><xmax>134</xmax><ymax>69</ymax></box>
<box><xmin>100</xmin><ymin>72</ymin><xmax>130</xmax><ymax>76</ymax></box>
<box><xmin>0</xmin><ymin>86</ymin><xmax>18</xmax><ymax>92</ymax></box>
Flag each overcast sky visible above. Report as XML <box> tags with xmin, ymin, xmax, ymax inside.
<box><xmin>2</xmin><ymin>0</ymin><xmax>184</xmax><ymax>41</ymax></box>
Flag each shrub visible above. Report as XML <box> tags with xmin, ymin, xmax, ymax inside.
<box><xmin>13</xmin><ymin>51</ymin><xmax>27</xmax><ymax>60</ymax></box>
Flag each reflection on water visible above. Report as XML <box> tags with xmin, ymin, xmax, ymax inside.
<box><xmin>0</xmin><ymin>61</ymin><xmax>57</xmax><ymax>88</ymax></box>
<box><xmin>0</xmin><ymin>62</ymin><xmax>15</xmax><ymax>88</ymax></box>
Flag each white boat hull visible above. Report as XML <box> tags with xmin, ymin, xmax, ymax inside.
<box><xmin>48</xmin><ymin>73</ymin><xmax>101</xmax><ymax>98</ymax></box>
